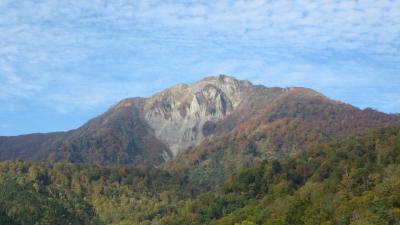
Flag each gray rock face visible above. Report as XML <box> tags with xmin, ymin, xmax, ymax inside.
<box><xmin>143</xmin><ymin>75</ymin><xmax>251</xmax><ymax>156</ymax></box>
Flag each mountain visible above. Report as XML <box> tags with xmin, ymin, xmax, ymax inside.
<box><xmin>0</xmin><ymin>75</ymin><xmax>399</xmax><ymax>166</ymax></box>
<box><xmin>1</xmin><ymin>75</ymin><xmax>400</xmax><ymax>225</ymax></box>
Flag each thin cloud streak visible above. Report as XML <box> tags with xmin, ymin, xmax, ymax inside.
<box><xmin>0</xmin><ymin>0</ymin><xmax>399</xmax><ymax>134</ymax></box>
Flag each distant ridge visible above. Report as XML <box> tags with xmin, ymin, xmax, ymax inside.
<box><xmin>1</xmin><ymin>75</ymin><xmax>399</xmax><ymax>167</ymax></box>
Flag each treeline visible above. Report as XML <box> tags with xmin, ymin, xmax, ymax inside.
<box><xmin>0</xmin><ymin>175</ymin><xmax>100</xmax><ymax>225</ymax></box>
<box><xmin>0</xmin><ymin>163</ymin><xmax>194</xmax><ymax>225</ymax></box>
<box><xmin>1</xmin><ymin>126</ymin><xmax>400</xmax><ymax>225</ymax></box>
<box><xmin>164</xmin><ymin>126</ymin><xmax>400</xmax><ymax>225</ymax></box>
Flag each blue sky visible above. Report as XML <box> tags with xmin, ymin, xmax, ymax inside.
<box><xmin>0</xmin><ymin>0</ymin><xmax>399</xmax><ymax>135</ymax></box>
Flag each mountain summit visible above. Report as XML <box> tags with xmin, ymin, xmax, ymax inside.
<box><xmin>142</xmin><ymin>75</ymin><xmax>251</xmax><ymax>156</ymax></box>
<box><xmin>1</xmin><ymin>75</ymin><xmax>399</xmax><ymax>165</ymax></box>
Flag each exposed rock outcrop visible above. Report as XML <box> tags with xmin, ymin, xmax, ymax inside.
<box><xmin>144</xmin><ymin>75</ymin><xmax>251</xmax><ymax>156</ymax></box>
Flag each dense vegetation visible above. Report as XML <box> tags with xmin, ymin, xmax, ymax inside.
<box><xmin>1</xmin><ymin>125</ymin><xmax>400</xmax><ymax>224</ymax></box>
<box><xmin>0</xmin><ymin>163</ymin><xmax>194</xmax><ymax>225</ymax></box>
<box><xmin>0</xmin><ymin>175</ymin><xmax>100</xmax><ymax>225</ymax></box>
<box><xmin>165</xmin><ymin>92</ymin><xmax>400</xmax><ymax>189</ymax></box>
<box><xmin>165</xmin><ymin>126</ymin><xmax>400</xmax><ymax>224</ymax></box>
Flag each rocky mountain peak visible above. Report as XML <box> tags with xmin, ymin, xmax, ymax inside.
<box><xmin>143</xmin><ymin>75</ymin><xmax>252</xmax><ymax>156</ymax></box>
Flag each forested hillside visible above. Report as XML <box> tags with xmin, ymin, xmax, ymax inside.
<box><xmin>165</xmin><ymin>126</ymin><xmax>400</xmax><ymax>225</ymax></box>
<box><xmin>164</xmin><ymin>90</ymin><xmax>400</xmax><ymax>189</ymax></box>
<box><xmin>1</xmin><ymin>125</ymin><xmax>399</xmax><ymax>225</ymax></box>
<box><xmin>0</xmin><ymin>163</ymin><xmax>195</xmax><ymax>225</ymax></box>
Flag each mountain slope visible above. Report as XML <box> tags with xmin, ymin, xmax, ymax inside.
<box><xmin>164</xmin><ymin>86</ymin><xmax>400</xmax><ymax>187</ymax></box>
<box><xmin>0</xmin><ymin>75</ymin><xmax>399</xmax><ymax>166</ymax></box>
<box><xmin>164</xmin><ymin>125</ymin><xmax>400</xmax><ymax>225</ymax></box>
<box><xmin>0</xmin><ymin>125</ymin><xmax>399</xmax><ymax>225</ymax></box>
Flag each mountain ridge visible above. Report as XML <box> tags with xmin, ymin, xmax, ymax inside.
<box><xmin>0</xmin><ymin>75</ymin><xmax>399</xmax><ymax>167</ymax></box>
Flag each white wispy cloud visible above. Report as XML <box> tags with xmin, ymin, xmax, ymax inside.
<box><xmin>0</xmin><ymin>0</ymin><xmax>399</xmax><ymax>117</ymax></box>
<box><xmin>2</xmin><ymin>0</ymin><xmax>399</xmax><ymax>59</ymax></box>
<box><xmin>0</xmin><ymin>63</ymin><xmax>45</xmax><ymax>98</ymax></box>
<box><xmin>133</xmin><ymin>0</ymin><xmax>400</xmax><ymax>55</ymax></box>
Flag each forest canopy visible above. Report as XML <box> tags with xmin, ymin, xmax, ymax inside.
<box><xmin>0</xmin><ymin>126</ymin><xmax>399</xmax><ymax>225</ymax></box>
